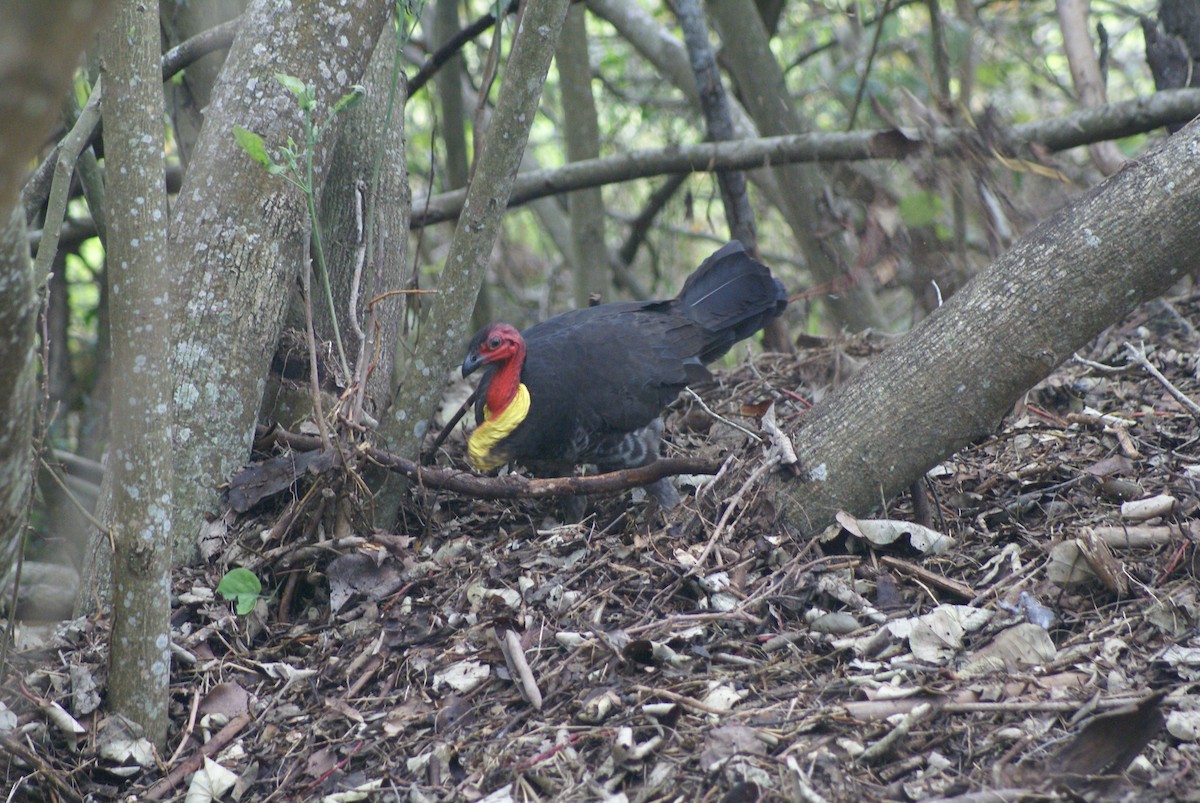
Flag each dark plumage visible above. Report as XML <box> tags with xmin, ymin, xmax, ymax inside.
<box><xmin>461</xmin><ymin>241</ymin><xmax>788</xmax><ymax>506</ymax></box>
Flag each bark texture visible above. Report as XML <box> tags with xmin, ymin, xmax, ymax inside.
<box><xmin>166</xmin><ymin>0</ymin><xmax>391</xmax><ymax>561</ymax></box>
<box><xmin>556</xmin><ymin>4</ymin><xmax>609</xmax><ymax>307</ymax></box>
<box><xmin>0</xmin><ymin>210</ymin><xmax>36</xmax><ymax>585</ymax></box>
<box><xmin>774</xmin><ymin>122</ymin><xmax>1200</xmax><ymax>535</ymax></box>
<box><xmin>316</xmin><ymin>29</ymin><xmax>410</xmax><ymax>410</ymax></box>
<box><xmin>98</xmin><ymin>0</ymin><xmax>173</xmax><ymax>747</ymax></box>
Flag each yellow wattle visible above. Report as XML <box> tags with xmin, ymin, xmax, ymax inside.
<box><xmin>468</xmin><ymin>382</ymin><xmax>531</xmax><ymax>471</ymax></box>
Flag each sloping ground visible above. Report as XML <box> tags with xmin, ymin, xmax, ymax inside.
<box><xmin>4</xmin><ymin>292</ymin><xmax>1200</xmax><ymax>801</ymax></box>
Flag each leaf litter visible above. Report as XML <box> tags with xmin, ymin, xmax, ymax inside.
<box><xmin>4</xmin><ymin>292</ymin><xmax>1200</xmax><ymax>800</ymax></box>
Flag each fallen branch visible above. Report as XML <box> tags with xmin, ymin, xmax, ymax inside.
<box><xmin>143</xmin><ymin>712</ymin><xmax>252</xmax><ymax>801</ymax></box>
<box><xmin>241</xmin><ymin>425</ymin><xmax>723</xmax><ymax>502</ymax></box>
<box><xmin>366</xmin><ymin>446</ymin><xmax>721</xmax><ymax>499</ymax></box>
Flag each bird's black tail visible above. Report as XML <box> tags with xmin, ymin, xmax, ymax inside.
<box><xmin>675</xmin><ymin>241</ymin><xmax>788</xmax><ymax>363</ymax></box>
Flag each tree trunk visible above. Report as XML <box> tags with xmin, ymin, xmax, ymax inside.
<box><xmin>375</xmin><ymin>0</ymin><xmax>572</xmax><ymax>524</ymax></box>
<box><xmin>0</xmin><ymin>210</ymin><xmax>37</xmax><ymax>587</ymax></box>
<box><xmin>774</xmin><ymin>122</ymin><xmax>1200</xmax><ymax>536</ymax></box>
<box><xmin>314</xmin><ymin>28</ymin><xmax>410</xmax><ymax>411</ymax></box>
<box><xmin>707</xmin><ymin>0</ymin><xmax>885</xmax><ymax>332</ymax></box>
<box><xmin>97</xmin><ymin>0</ymin><xmax>173</xmax><ymax>748</ymax></box>
<box><xmin>161</xmin><ymin>0</ymin><xmax>391</xmax><ymax>565</ymax></box>
<box><xmin>0</xmin><ymin>0</ymin><xmax>117</xmax><ymax>588</ymax></box>
<box><xmin>557</xmin><ymin>4</ymin><xmax>609</xmax><ymax>307</ymax></box>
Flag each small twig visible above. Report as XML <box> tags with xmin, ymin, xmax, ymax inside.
<box><xmin>425</xmin><ymin>388</ymin><xmax>477</xmax><ymax>462</ymax></box>
<box><xmin>630</xmin><ymin>684</ymin><xmax>736</xmax><ymax>716</ymax></box>
<box><xmin>1071</xmin><ymin>352</ymin><xmax>1126</xmax><ymax>373</ymax></box>
<box><xmin>499</xmin><ymin>628</ymin><xmax>543</xmax><ymax>710</ymax></box>
<box><xmin>166</xmin><ymin>689</ymin><xmax>202</xmax><ymax>767</ymax></box>
<box><xmin>878</xmin><ymin>555</ymin><xmax>975</xmax><ymax>600</ymax></box>
<box><xmin>299</xmin><ymin>255</ymin><xmax>332</xmax><ymax>450</ymax></box>
<box><xmin>684</xmin><ymin>388</ymin><xmax>762</xmax><ymax>443</ymax></box>
<box><xmin>691</xmin><ymin>450</ymin><xmax>781</xmax><ymax>571</ymax></box>
<box><xmin>348</xmin><ymin>180</ymin><xmax>370</xmax><ymax>422</ymax></box>
<box><xmin>1123</xmin><ymin>341</ymin><xmax>1200</xmax><ymax>420</ymax></box>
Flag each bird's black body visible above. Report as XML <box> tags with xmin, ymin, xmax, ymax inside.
<box><xmin>463</xmin><ymin>241</ymin><xmax>787</xmax><ymax>503</ymax></box>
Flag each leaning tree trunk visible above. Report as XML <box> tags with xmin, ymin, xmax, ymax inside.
<box><xmin>775</xmin><ymin>121</ymin><xmax>1200</xmax><ymax>535</ymax></box>
<box><xmin>376</xmin><ymin>0</ymin><xmax>572</xmax><ymax>528</ymax></box>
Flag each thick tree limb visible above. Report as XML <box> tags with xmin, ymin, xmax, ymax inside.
<box><xmin>773</xmin><ymin>120</ymin><xmax>1200</xmax><ymax>536</ymax></box>
<box><xmin>411</xmin><ymin>89</ymin><xmax>1200</xmax><ymax>227</ymax></box>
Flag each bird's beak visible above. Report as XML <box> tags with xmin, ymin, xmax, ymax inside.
<box><xmin>462</xmin><ymin>351</ymin><xmax>485</xmax><ymax>377</ymax></box>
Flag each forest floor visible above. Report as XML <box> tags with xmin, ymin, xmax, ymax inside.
<box><xmin>5</xmin><ymin>290</ymin><xmax>1200</xmax><ymax>802</ymax></box>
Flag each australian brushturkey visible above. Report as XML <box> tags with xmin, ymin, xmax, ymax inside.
<box><xmin>461</xmin><ymin>241</ymin><xmax>788</xmax><ymax>507</ymax></box>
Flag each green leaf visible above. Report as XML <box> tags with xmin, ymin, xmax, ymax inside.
<box><xmin>233</xmin><ymin>125</ymin><xmax>272</xmax><ymax>168</ymax></box>
<box><xmin>217</xmin><ymin>567</ymin><xmax>263</xmax><ymax>616</ymax></box>
<box><xmin>275</xmin><ymin>73</ymin><xmax>308</xmax><ymax>99</ymax></box>
<box><xmin>276</xmin><ymin>73</ymin><xmax>316</xmax><ymax>111</ymax></box>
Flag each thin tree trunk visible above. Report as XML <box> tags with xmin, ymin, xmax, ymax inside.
<box><xmin>706</xmin><ymin>0</ymin><xmax>885</xmax><ymax>332</ymax></box>
<box><xmin>97</xmin><ymin>0</ymin><xmax>173</xmax><ymax>748</ymax></box>
<box><xmin>433</xmin><ymin>0</ymin><xmax>491</xmax><ymax>333</ymax></box>
<box><xmin>557</xmin><ymin>4</ymin><xmax>609</xmax><ymax>307</ymax></box>
<box><xmin>774</xmin><ymin>122</ymin><xmax>1200</xmax><ymax>536</ymax></box>
<box><xmin>0</xmin><ymin>0</ymin><xmax>117</xmax><ymax>589</ymax></box>
<box><xmin>316</xmin><ymin>28</ymin><xmax>410</xmax><ymax>410</ymax></box>
<box><xmin>375</xmin><ymin>0</ymin><xmax>572</xmax><ymax>524</ymax></box>
<box><xmin>1057</xmin><ymin>0</ymin><xmax>1126</xmax><ymax>176</ymax></box>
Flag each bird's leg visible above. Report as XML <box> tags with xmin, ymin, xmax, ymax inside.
<box><xmin>598</xmin><ymin>418</ymin><xmax>681</xmax><ymax>510</ymax></box>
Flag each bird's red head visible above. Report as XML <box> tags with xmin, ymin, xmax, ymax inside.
<box><xmin>463</xmin><ymin>323</ymin><xmax>525</xmax><ymax>377</ymax></box>
<box><xmin>463</xmin><ymin>323</ymin><xmax>528</xmax><ymax>416</ymax></box>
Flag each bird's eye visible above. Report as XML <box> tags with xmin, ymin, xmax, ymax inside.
<box><xmin>487</xmin><ymin>336</ymin><xmax>501</xmax><ymax>349</ymax></box>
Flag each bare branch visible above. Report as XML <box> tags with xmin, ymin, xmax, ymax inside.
<box><xmin>366</xmin><ymin>447</ymin><xmax>720</xmax><ymax>500</ymax></box>
<box><xmin>412</xmin><ymin>89</ymin><xmax>1200</xmax><ymax>228</ymax></box>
